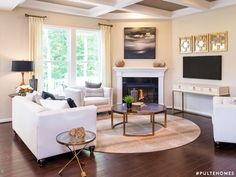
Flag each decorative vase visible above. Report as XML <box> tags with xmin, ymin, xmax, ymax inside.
<box><xmin>115</xmin><ymin>59</ymin><xmax>125</xmax><ymax>67</ymax></box>
<box><xmin>153</xmin><ymin>60</ymin><xmax>166</xmax><ymax>67</ymax></box>
<box><xmin>126</xmin><ymin>103</ymin><xmax>132</xmax><ymax>109</ymax></box>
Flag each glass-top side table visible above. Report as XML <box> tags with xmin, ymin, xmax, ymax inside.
<box><xmin>56</xmin><ymin>130</ymin><xmax>96</xmax><ymax>177</ymax></box>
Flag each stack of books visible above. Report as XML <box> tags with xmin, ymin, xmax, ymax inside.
<box><xmin>132</xmin><ymin>102</ymin><xmax>145</xmax><ymax>108</ymax></box>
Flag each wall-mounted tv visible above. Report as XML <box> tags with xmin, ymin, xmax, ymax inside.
<box><xmin>183</xmin><ymin>55</ymin><xmax>222</xmax><ymax>80</ymax></box>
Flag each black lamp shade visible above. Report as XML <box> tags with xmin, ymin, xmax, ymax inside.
<box><xmin>12</xmin><ymin>60</ymin><xmax>33</xmax><ymax>72</ymax></box>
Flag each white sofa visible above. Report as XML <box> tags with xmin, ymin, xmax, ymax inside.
<box><xmin>64</xmin><ymin>87</ymin><xmax>113</xmax><ymax>113</ymax></box>
<box><xmin>12</xmin><ymin>96</ymin><xmax>97</xmax><ymax>165</ymax></box>
<box><xmin>212</xmin><ymin>96</ymin><xmax>236</xmax><ymax>144</ymax></box>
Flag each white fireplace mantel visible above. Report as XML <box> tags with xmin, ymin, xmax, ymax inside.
<box><xmin>113</xmin><ymin>67</ymin><xmax>167</xmax><ymax>104</ymax></box>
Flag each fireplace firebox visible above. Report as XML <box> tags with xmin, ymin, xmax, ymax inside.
<box><xmin>122</xmin><ymin>77</ymin><xmax>158</xmax><ymax>103</ymax></box>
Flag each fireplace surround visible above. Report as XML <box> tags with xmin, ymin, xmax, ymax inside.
<box><xmin>113</xmin><ymin>67</ymin><xmax>167</xmax><ymax>104</ymax></box>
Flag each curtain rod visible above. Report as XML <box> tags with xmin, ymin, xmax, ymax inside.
<box><xmin>98</xmin><ymin>23</ymin><xmax>113</xmax><ymax>27</ymax></box>
<box><xmin>25</xmin><ymin>13</ymin><xmax>47</xmax><ymax>18</ymax></box>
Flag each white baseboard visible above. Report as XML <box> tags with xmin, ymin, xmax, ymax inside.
<box><xmin>0</xmin><ymin>118</ymin><xmax>12</xmax><ymax>123</ymax></box>
<box><xmin>166</xmin><ymin>105</ymin><xmax>212</xmax><ymax>117</ymax></box>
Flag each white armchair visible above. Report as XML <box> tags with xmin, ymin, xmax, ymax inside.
<box><xmin>64</xmin><ymin>86</ymin><xmax>113</xmax><ymax>113</ymax></box>
<box><xmin>212</xmin><ymin>96</ymin><xmax>236</xmax><ymax>144</ymax></box>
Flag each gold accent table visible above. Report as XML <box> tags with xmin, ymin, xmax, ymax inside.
<box><xmin>56</xmin><ymin>130</ymin><xmax>96</xmax><ymax>177</ymax></box>
<box><xmin>111</xmin><ymin>103</ymin><xmax>167</xmax><ymax>136</ymax></box>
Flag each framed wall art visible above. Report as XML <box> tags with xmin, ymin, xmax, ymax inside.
<box><xmin>209</xmin><ymin>32</ymin><xmax>228</xmax><ymax>52</ymax></box>
<box><xmin>179</xmin><ymin>36</ymin><xmax>193</xmax><ymax>54</ymax></box>
<box><xmin>194</xmin><ymin>34</ymin><xmax>208</xmax><ymax>53</ymax></box>
<box><xmin>124</xmin><ymin>27</ymin><xmax>156</xmax><ymax>59</ymax></box>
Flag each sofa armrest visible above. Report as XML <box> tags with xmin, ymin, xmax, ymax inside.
<box><xmin>64</xmin><ymin>87</ymin><xmax>84</xmax><ymax>106</ymax></box>
<box><xmin>103</xmin><ymin>87</ymin><xmax>113</xmax><ymax>105</ymax></box>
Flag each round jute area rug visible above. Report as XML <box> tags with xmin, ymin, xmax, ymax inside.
<box><xmin>95</xmin><ymin>114</ymin><xmax>201</xmax><ymax>153</ymax></box>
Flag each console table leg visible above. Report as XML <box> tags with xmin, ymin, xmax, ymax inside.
<box><xmin>111</xmin><ymin>111</ymin><xmax>114</xmax><ymax>128</ymax></box>
<box><xmin>172</xmin><ymin>90</ymin><xmax>175</xmax><ymax>113</ymax></box>
<box><xmin>182</xmin><ymin>92</ymin><xmax>184</xmax><ymax>112</ymax></box>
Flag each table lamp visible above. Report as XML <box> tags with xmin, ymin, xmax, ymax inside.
<box><xmin>11</xmin><ymin>60</ymin><xmax>33</xmax><ymax>86</ymax></box>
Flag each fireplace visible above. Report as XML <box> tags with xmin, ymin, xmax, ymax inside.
<box><xmin>123</xmin><ymin>77</ymin><xmax>158</xmax><ymax>103</ymax></box>
<box><xmin>113</xmin><ymin>67</ymin><xmax>167</xmax><ymax>105</ymax></box>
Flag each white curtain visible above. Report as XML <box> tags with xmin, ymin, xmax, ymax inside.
<box><xmin>29</xmin><ymin>17</ymin><xmax>44</xmax><ymax>91</ymax></box>
<box><xmin>100</xmin><ymin>25</ymin><xmax>112</xmax><ymax>87</ymax></box>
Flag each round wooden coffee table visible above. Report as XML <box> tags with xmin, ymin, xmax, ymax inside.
<box><xmin>111</xmin><ymin>103</ymin><xmax>167</xmax><ymax>136</ymax></box>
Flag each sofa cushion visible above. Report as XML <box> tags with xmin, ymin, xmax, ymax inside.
<box><xmin>85</xmin><ymin>88</ymin><xmax>104</xmax><ymax>97</ymax></box>
<box><xmin>40</xmin><ymin>99</ymin><xmax>70</xmax><ymax>110</ymax></box>
<box><xmin>85</xmin><ymin>81</ymin><xmax>102</xmax><ymax>88</ymax></box>
<box><xmin>84</xmin><ymin>97</ymin><xmax>109</xmax><ymax>106</ymax></box>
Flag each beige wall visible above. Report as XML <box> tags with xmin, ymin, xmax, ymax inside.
<box><xmin>172</xmin><ymin>6</ymin><xmax>236</xmax><ymax>115</ymax></box>
<box><xmin>1</xmin><ymin>5</ymin><xmax>236</xmax><ymax>120</ymax></box>
<box><xmin>110</xmin><ymin>20</ymin><xmax>173</xmax><ymax>105</ymax></box>
<box><xmin>0</xmin><ymin>7</ymin><xmax>107</xmax><ymax>121</ymax></box>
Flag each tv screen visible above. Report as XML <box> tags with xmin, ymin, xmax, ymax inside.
<box><xmin>183</xmin><ymin>56</ymin><xmax>222</xmax><ymax>80</ymax></box>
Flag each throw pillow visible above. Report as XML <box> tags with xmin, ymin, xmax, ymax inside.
<box><xmin>41</xmin><ymin>91</ymin><xmax>56</xmax><ymax>100</ymax></box>
<box><xmin>85</xmin><ymin>88</ymin><xmax>104</xmax><ymax>97</ymax></box>
<box><xmin>67</xmin><ymin>98</ymin><xmax>77</xmax><ymax>108</ymax></box>
<box><xmin>40</xmin><ymin>99</ymin><xmax>69</xmax><ymax>110</ymax></box>
<box><xmin>85</xmin><ymin>81</ymin><xmax>102</xmax><ymax>88</ymax></box>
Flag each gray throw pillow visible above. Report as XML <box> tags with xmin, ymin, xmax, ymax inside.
<box><xmin>85</xmin><ymin>88</ymin><xmax>104</xmax><ymax>97</ymax></box>
<box><xmin>85</xmin><ymin>81</ymin><xmax>102</xmax><ymax>88</ymax></box>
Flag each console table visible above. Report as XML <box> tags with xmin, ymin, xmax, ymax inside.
<box><xmin>172</xmin><ymin>83</ymin><xmax>230</xmax><ymax>114</ymax></box>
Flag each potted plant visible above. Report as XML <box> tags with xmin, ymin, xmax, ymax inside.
<box><xmin>123</xmin><ymin>95</ymin><xmax>135</xmax><ymax>109</ymax></box>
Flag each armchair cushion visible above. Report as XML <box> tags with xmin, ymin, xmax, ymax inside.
<box><xmin>84</xmin><ymin>97</ymin><xmax>109</xmax><ymax>106</ymax></box>
<box><xmin>85</xmin><ymin>88</ymin><xmax>104</xmax><ymax>97</ymax></box>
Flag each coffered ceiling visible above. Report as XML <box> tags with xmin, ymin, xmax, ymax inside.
<box><xmin>1</xmin><ymin>0</ymin><xmax>236</xmax><ymax>20</ymax></box>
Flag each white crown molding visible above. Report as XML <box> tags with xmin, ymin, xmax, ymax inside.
<box><xmin>0</xmin><ymin>0</ymin><xmax>25</xmax><ymax>10</ymax></box>
<box><xmin>211</xmin><ymin>0</ymin><xmax>236</xmax><ymax>9</ymax></box>
<box><xmin>172</xmin><ymin>7</ymin><xmax>202</xmax><ymax>18</ymax></box>
<box><xmin>20</xmin><ymin>0</ymin><xmax>90</xmax><ymax>17</ymax></box>
<box><xmin>163</xmin><ymin>0</ymin><xmax>212</xmax><ymax>10</ymax></box>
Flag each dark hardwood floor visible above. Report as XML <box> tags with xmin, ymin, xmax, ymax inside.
<box><xmin>1</xmin><ymin>111</ymin><xmax>236</xmax><ymax>177</ymax></box>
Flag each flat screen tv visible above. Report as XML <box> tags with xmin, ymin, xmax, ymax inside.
<box><xmin>183</xmin><ymin>56</ymin><xmax>222</xmax><ymax>80</ymax></box>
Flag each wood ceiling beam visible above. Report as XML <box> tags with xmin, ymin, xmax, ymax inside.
<box><xmin>163</xmin><ymin>0</ymin><xmax>212</xmax><ymax>10</ymax></box>
<box><xmin>0</xmin><ymin>0</ymin><xmax>25</xmax><ymax>10</ymax></box>
<box><xmin>123</xmin><ymin>4</ymin><xmax>171</xmax><ymax>19</ymax></box>
<box><xmin>90</xmin><ymin>0</ymin><xmax>143</xmax><ymax>17</ymax></box>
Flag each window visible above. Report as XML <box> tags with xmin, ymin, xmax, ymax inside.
<box><xmin>42</xmin><ymin>26</ymin><xmax>101</xmax><ymax>94</ymax></box>
<box><xmin>76</xmin><ymin>30</ymin><xmax>101</xmax><ymax>85</ymax></box>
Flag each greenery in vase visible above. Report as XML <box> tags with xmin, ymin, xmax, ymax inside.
<box><xmin>123</xmin><ymin>95</ymin><xmax>135</xmax><ymax>104</ymax></box>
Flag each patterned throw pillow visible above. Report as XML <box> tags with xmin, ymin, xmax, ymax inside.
<box><xmin>84</xmin><ymin>88</ymin><xmax>104</xmax><ymax>97</ymax></box>
<box><xmin>85</xmin><ymin>81</ymin><xmax>102</xmax><ymax>88</ymax></box>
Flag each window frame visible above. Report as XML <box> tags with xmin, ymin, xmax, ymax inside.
<box><xmin>42</xmin><ymin>25</ymin><xmax>101</xmax><ymax>93</ymax></box>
